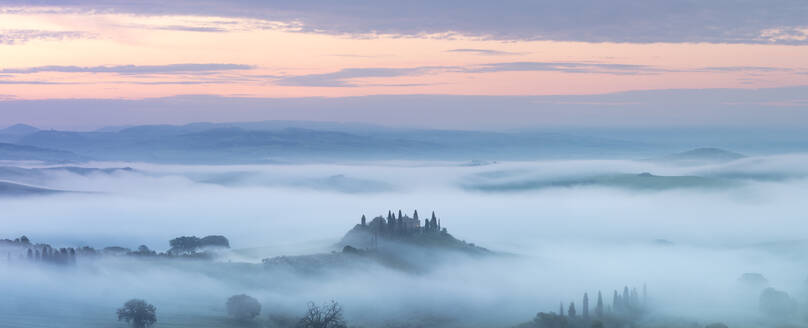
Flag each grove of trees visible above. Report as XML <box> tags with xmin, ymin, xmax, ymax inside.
<box><xmin>169</xmin><ymin>235</ymin><xmax>230</xmax><ymax>255</ymax></box>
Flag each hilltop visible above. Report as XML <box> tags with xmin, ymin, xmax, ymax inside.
<box><xmin>338</xmin><ymin>210</ymin><xmax>489</xmax><ymax>255</ymax></box>
<box><xmin>0</xmin><ymin>143</ymin><xmax>86</xmax><ymax>163</ymax></box>
<box><xmin>0</xmin><ymin>124</ymin><xmax>38</xmax><ymax>136</ymax></box>
<box><xmin>0</xmin><ymin>181</ymin><xmax>64</xmax><ymax>196</ymax></box>
<box><xmin>655</xmin><ymin>147</ymin><xmax>746</xmax><ymax>165</ymax></box>
<box><xmin>464</xmin><ymin>171</ymin><xmax>737</xmax><ymax>192</ymax></box>
<box><xmin>0</xmin><ymin>121</ymin><xmax>650</xmax><ymax>163</ymax></box>
<box><xmin>264</xmin><ymin>210</ymin><xmax>491</xmax><ymax>274</ymax></box>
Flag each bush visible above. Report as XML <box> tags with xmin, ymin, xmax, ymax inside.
<box><xmin>227</xmin><ymin>294</ymin><xmax>262</xmax><ymax>320</ymax></box>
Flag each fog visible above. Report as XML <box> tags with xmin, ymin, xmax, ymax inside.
<box><xmin>2</xmin><ymin>155</ymin><xmax>808</xmax><ymax>327</ymax></box>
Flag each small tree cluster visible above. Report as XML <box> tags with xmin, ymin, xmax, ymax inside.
<box><xmin>536</xmin><ymin>284</ymin><xmax>649</xmax><ymax>328</ymax></box>
<box><xmin>361</xmin><ymin>210</ymin><xmax>445</xmax><ymax>238</ymax></box>
<box><xmin>168</xmin><ymin>235</ymin><xmax>230</xmax><ymax>255</ymax></box>
<box><xmin>2</xmin><ymin>236</ymin><xmax>79</xmax><ymax>266</ymax></box>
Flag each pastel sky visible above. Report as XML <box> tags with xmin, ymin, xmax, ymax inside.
<box><xmin>1</xmin><ymin>1</ymin><xmax>807</xmax><ymax>128</ymax></box>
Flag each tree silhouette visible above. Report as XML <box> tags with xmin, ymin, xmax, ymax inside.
<box><xmin>226</xmin><ymin>294</ymin><xmax>261</xmax><ymax>320</ymax></box>
<box><xmin>583</xmin><ymin>293</ymin><xmax>589</xmax><ymax>318</ymax></box>
<box><xmin>612</xmin><ymin>290</ymin><xmax>620</xmax><ymax>312</ymax></box>
<box><xmin>568</xmin><ymin>302</ymin><xmax>576</xmax><ymax>318</ymax></box>
<box><xmin>169</xmin><ymin>236</ymin><xmax>201</xmax><ymax>254</ymax></box>
<box><xmin>386</xmin><ymin>211</ymin><xmax>396</xmax><ymax>234</ymax></box>
<box><xmin>117</xmin><ymin>299</ymin><xmax>156</xmax><ymax>328</ymax></box>
<box><xmin>200</xmin><ymin>235</ymin><xmax>230</xmax><ymax>248</ymax></box>
<box><xmin>595</xmin><ymin>291</ymin><xmax>604</xmax><ymax>317</ymax></box>
<box><xmin>759</xmin><ymin>287</ymin><xmax>797</xmax><ymax>318</ymax></box>
<box><xmin>642</xmin><ymin>284</ymin><xmax>648</xmax><ymax>305</ymax></box>
<box><xmin>622</xmin><ymin>286</ymin><xmax>630</xmax><ymax>310</ymax></box>
<box><xmin>297</xmin><ymin>301</ymin><xmax>347</xmax><ymax>328</ymax></box>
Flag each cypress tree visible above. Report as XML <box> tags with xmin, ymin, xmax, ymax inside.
<box><xmin>612</xmin><ymin>290</ymin><xmax>620</xmax><ymax>312</ymax></box>
<box><xmin>413</xmin><ymin>210</ymin><xmax>419</xmax><ymax>220</ymax></box>
<box><xmin>430</xmin><ymin>212</ymin><xmax>437</xmax><ymax>231</ymax></box>
<box><xmin>622</xmin><ymin>286</ymin><xmax>630</xmax><ymax>310</ymax></box>
<box><xmin>387</xmin><ymin>212</ymin><xmax>396</xmax><ymax>234</ymax></box>
<box><xmin>643</xmin><ymin>284</ymin><xmax>648</xmax><ymax>305</ymax></box>
<box><xmin>398</xmin><ymin>210</ymin><xmax>403</xmax><ymax>219</ymax></box>
<box><xmin>595</xmin><ymin>291</ymin><xmax>604</xmax><ymax>317</ymax></box>
<box><xmin>361</xmin><ymin>215</ymin><xmax>366</xmax><ymax>226</ymax></box>
<box><xmin>568</xmin><ymin>302</ymin><xmax>576</xmax><ymax>318</ymax></box>
<box><xmin>583</xmin><ymin>293</ymin><xmax>589</xmax><ymax>318</ymax></box>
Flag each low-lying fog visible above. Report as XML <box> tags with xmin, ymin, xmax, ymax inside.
<box><xmin>2</xmin><ymin>155</ymin><xmax>808</xmax><ymax>327</ymax></box>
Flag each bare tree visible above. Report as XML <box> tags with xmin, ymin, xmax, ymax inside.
<box><xmin>296</xmin><ymin>301</ymin><xmax>347</xmax><ymax>328</ymax></box>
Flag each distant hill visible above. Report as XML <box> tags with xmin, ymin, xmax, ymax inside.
<box><xmin>0</xmin><ymin>124</ymin><xmax>38</xmax><ymax>135</ymax></box>
<box><xmin>0</xmin><ymin>166</ymin><xmax>134</xmax><ymax>186</ymax></box>
<box><xmin>263</xmin><ymin>212</ymin><xmax>492</xmax><ymax>274</ymax></box>
<box><xmin>465</xmin><ymin>171</ymin><xmax>737</xmax><ymax>192</ymax></box>
<box><xmin>197</xmin><ymin>172</ymin><xmax>394</xmax><ymax>193</ymax></box>
<box><xmin>0</xmin><ymin>143</ymin><xmax>86</xmax><ymax>163</ymax></box>
<box><xmin>338</xmin><ymin>224</ymin><xmax>490</xmax><ymax>255</ymax></box>
<box><xmin>8</xmin><ymin>121</ymin><xmax>652</xmax><ymax>163</ymax></box>
<box><xmin>0</xmin><ymin>124</ymin><xmax>39</xmax><ymax>143</ymax></box>
<box><xmin>0</xmin><ymin>181</ymin><xmax>64</xmax><ymax>196</ymax></box>
<box><xmin>657</xmin><ymin>147</ymin><xmax>746</xmax><ymax>164</ymax></box>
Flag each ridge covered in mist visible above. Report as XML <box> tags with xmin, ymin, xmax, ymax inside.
<box><xmin>5</xmin><ymin>122</ymin><xmax>804</xmax><ymax>164</ymax></box>
<box><xmin>0</xmin><ymin>121</ymin><xmax>651</xmax><ymax>163</ymax></box>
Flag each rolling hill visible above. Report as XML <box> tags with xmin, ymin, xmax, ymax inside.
<box><xmin>0</xmin><ymin>143</ymin><xmax>86</xmax><ymax>163</ymax></box>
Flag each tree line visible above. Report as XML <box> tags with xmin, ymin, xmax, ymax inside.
<box><xmin>117</xmin><ymin>296</ymin><xmax>347</xmax><ymax>328</ymax></box>
<box><xmin>2</xmin><ymin>234</ymin><xmax>231</xmax><ymax>266</ymax></box>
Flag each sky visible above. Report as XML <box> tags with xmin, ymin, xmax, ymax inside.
<box><xmin>0</xmin><ymin>1</ymin><xmax>807</xmax><ymax>128</ymax></box>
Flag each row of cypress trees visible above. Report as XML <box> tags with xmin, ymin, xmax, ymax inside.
<box><xmin>557</xmin><ymin>284</ymin><xmax>648</xmax><ymax>319</ymax></box>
